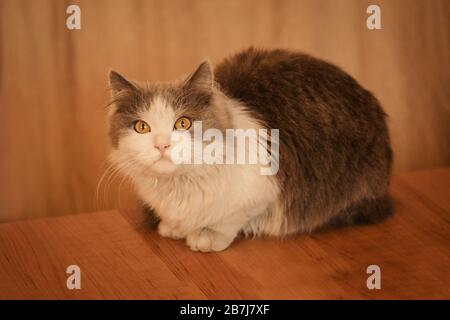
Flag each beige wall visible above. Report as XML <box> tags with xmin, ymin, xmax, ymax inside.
<box><xmin>1</xmin><ymin>0</ymin><xmax>449</xmax><ymax>221</ymax></box>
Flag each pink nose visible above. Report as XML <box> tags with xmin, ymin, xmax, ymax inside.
<box><xmin>154</xmin><ymin>143</ymin><xmax>170</xmax><ymax>153</ymax></box>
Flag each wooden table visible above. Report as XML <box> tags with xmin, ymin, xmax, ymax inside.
<box><xmin>1</xmin><ymin>168</ymin><xmax>449</xmax><ymax>299</ymax></box>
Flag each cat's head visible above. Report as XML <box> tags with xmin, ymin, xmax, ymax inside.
<box><xmin>107</xmin><ymin>62</ymin><xmax>230</xmax><ymax>177</ymax></box>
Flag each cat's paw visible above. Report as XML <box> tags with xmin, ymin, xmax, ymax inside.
<box><xmin>186</xmin><ymin>228</ymin><xmax>234</xmax><ymax>252</ymax></box>
<box><xmin>158</xmin><ymin>222</ymin><xmax>184</xmax><ymax>240</ymax></box>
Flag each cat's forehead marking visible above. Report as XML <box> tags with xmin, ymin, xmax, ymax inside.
<box><xmin>139</xmin><ymin>95</ymin><xmax>175</xmax><ymax>132</ymax></box>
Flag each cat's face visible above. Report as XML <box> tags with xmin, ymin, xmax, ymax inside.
<box><xmin>108</xmin><ymin>62</ymin><xmax>228</xmax><ymax>177</ymax></box>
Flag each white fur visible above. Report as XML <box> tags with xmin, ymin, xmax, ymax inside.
<box><xmin>109</xmin><ymin>94</ymin><xmax>283</xmax><ymax>252</ymax></box>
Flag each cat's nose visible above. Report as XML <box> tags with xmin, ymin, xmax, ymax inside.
<box><xmin>154</xmin><ymin>143</ymin><xmax>170</xmax><ymax>153</ymax></box>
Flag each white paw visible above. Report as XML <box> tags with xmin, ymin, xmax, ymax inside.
<box><xmin>186</xmin><ymin>228</ymin><xmax>234</xmax><ymax>252</ymax></box>
<box><xmin>158</xmin><ymin>221</ymin><xmax>184</xmax><ymax>240</ymax></box>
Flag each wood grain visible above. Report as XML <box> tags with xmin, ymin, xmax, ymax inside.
<box><xmin>0</xmin><ymin>0</ymin><xmax>449</xmax><ymax>221</ymax></box>
<box><xmin>0</xmin><ymin>168</ymin><xmax>448</xmax><ymax>299</ymax></box>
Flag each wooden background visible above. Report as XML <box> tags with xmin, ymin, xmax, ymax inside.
<box><xmin>0</xmin><ymin>0</ymin><xmax>449</xmax><ymax>222</ymax></box>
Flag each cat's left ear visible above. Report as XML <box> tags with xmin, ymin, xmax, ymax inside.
<box><xmin>185</xmin><ymin>61</ymin><xmax>213</xmax><ymax>92</ymax></box>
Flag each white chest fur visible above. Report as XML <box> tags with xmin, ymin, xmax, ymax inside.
<box><xmin>135</xmin><ymin>163</ymin><xmax>279</xmax><ymax>235</ymax></box>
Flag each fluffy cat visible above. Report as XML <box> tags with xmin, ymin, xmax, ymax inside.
<box><xmin>107</xmin><ymin>47</ymin><xmax>393</xmax><ymax>252</ymax></box>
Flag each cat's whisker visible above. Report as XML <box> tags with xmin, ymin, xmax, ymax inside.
<box><xmin>101</xmin><ymin>161</ymin><xmax>130</xmax><ymax>209</ymax></box>
<box><xmin>116</xmin><ymin>160</ymin><xmax>139</xmax><ymax>210</ymax></box>
<box><xmin>95</xmin><ymin>162</ymin><xmax>116</xmax><ymax>211</ymax></box>
<box><xmin>117</xmin><ymin>173</ymin><xmax>128</xmax><ymax>211</ymax></box>
<box><xmin>101</xmin><ymin>165</ymin><xmax>120</xmax><ymax>209</ymax></box>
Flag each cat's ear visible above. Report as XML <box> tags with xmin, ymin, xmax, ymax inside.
<box><xmin>185</xmin><ymin>61</ymin><xmax>213</xmax><ymax>92</ymax></box>
<box><xmin>108</xmin><ymin>69</ymin><xmax>137</xmax><ymax>95</ymax></box>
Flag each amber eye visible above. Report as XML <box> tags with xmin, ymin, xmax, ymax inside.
<box><xmin>174</xmin><ymin>117</ymin><xmax>192</xmax><ymax>130</ymax></box>
<box><xmin>133</xmin><ymin>120</ymin><xmax>151</xmax><ymax>134</ymax></box>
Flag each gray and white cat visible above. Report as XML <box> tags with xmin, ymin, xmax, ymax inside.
<box><xmin>107</xmin><ymin>47</ymin><xmax>393</xmax><ymax>252</ymax></box>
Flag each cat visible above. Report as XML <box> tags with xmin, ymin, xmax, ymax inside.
<box><xmin>107</xmin><ymin>47</ymin><xmax>393</xmax><ymax>252</ymax></box>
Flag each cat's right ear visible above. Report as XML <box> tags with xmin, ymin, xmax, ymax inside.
<box><xmin>108</xmin><ymin>69</ymin><xmax>137</xmax><ymax>95</ymax></box>
<box><xmin>184</xmin><ymin>61</ymin><xmax>213</xmax><ymax>93</ymax></box>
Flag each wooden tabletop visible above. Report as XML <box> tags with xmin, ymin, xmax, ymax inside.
<box><xmin>0</xmin><ymin>168</ymin><xmax>449</xmax><ymax>299</ymax></box>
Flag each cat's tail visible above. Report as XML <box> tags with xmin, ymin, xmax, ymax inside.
<box><xmin>328</xmin><ymin>194</ymin><xmax>394</xmax><ymax>227</ymax></box>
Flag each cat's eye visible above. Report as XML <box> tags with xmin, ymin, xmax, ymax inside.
<box><xmin>174</xmin><ymin>117</ymin><xmax>192</xmax><ymax>130</ymax></box>
<box><xmin>134</xmin><ymin>120</ymin><xmax>151</xmax><ymax>134</ymax></box>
